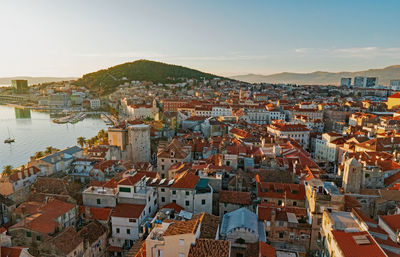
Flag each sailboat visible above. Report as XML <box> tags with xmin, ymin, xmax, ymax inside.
<box><xmin>4</xmin><ymin>128</ymin><xmax>15</xmax><ymax>144</ymax></box>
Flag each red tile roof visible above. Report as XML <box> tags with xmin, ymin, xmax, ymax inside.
<box><xmin>380</xmin><ymin>214</ymin><xmax>400</xmax><ymax>232</ymax></box>
<box><xmin>389</xmin><ymin>92</ymin><xmax>400</xmax><ymax>98</ymax></box>
<box><xmin>219</xmin><ymin>190</ymin><xmax>250</xmax><ymax>205</ymax></box>
<box><xmin>188</xmin><ymin>239</ymin><xmax>230</xmax><ymax>257</ymax></box>
<box><xmin>170</xmin><ymin>172</ymin><xmax>199</xmax><ymax>189</ymax></box>
<box><xmin>331</xmin><ymin>230</ymin><xmax>386</xmax><ymax>257</ymax></box>
<box><xmin>79</xmin><ymin>206</ymin><xmax>112</xmax><ymax>221</ymax></box>
<box><xmin>112</xmin><ymin>203</ymin><xmax>145</xmax><ymax>219</ymax></box>
<box><xmin>1</xmin><ymin>247</ymin><xmax>23</xmax><ymax>257</ymax></box>
<box><xmin>257</xmin><ymin>180</ymin><xmax>305</xmax><ymax>201</ymax></box>
<box><xmin>160</xmin><ymin>202</ymin><xmax>184</xmax><ymax>213</ymax></box>
<box><xmin>118</xmin><ymin>172</ymin><xmax>147</xmax><ymax>186</ymax></box>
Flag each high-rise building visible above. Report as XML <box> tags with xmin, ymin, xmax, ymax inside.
<box><xmin>366</xmin><ymin>77</ymin><xmax>378</xmax><ymax>87</ymax></box>
<box><xmin>127</xmin><ymin>124</ymin><xmax>151</xmax><ymax>162</ymax></box>
<box><xmin>11</xmin><ymin>80</ymin><xmax>29</xmax><ymax>94</ymax></box>
<box><xmin>390</xmin><ymin>80</ymin><xmax>400</xmax><ymax>91</ymax></box>
<box><xmin>354</xmin><ymin>76</ymin><xmax>378</xmax><ymax>88</ymax></box>
<box><xmin>353</xmin><ymin>77</ymin><xmax>367</xmax><ymax>87</ymax></box>
<box><xmin>340</xmin><ymin>78</ymin><xmax>352</xmax><ymax>87</ymax></box>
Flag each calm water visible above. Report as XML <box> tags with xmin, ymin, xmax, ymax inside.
<box><xmin>0</xmin><ymin>105</ymin><xmax>108</xmax><ymax>168</ymax></box>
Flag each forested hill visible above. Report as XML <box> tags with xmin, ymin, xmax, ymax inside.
<box><xmin>74</xmin><ymin>60</ymin><xmax>222</xmax><ymax>93</ymax></box>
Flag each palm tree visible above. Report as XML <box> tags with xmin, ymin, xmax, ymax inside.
<box><xmin>44</xmin><ymin>146</ymin><xmax>53</xmax><ymax>155</ymax></box>
<box><xmin>34</xmin><ymin>151</ymin><xmax>44</xmax><ymax>159</ymax></box>
<box><xmin>2</xmin><ymin>165</ymin><xmax>14</xmax><ymax>176</ymax></box>
<box><xmin>97</xmin><ymin>129</ymin><xmax>106</xmax><ymax>139</ymax></box>
<box><xmin>77</xmin><ymin>137</ymin><xmax>86</xmax><ymax>148</ymax></box>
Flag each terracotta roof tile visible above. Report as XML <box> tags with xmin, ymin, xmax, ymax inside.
<box><xmin>331</xmin><ymin>230</ymin><xmax>386</xmax><ymax>257</ymax></box>
<box><xmin>112</xmin><ymin>203</ymin><xmax>145</xmax><ymax>219</ymax></box>
<box><xmin>188</xmin><ymin>239</ymin><xmax>230</xmax><ymax>257</ymax></box>
<box><xmin>219</xmin><ymin>190</ymin><xmax>250</xmax><ymax>205</ymax></box>
<box><xmin>380</xmin><ymin>214</ymin><xmax>400</xmax><ymax>232</ymax></box>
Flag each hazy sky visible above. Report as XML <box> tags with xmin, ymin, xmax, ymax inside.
<box><xmin>1</xmin><ymin>0</ymin><xmax>399</xmax><ymax>77</ymax></box>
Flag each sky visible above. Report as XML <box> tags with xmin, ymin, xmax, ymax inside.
<box><xmin>0</xmin><ymin>0</ymin><xmax>399</xmax><ymax>77</ymax></box>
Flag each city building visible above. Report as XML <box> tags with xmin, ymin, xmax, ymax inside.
<box><xmin>340</xmin><ymin>78</ymin><xmax>352</xmax><ymax>87</ymax></box>
<box><xmin>11</xmin><ymin>80</ymin><xmax>29</xmax><ymax>94</ymax></box>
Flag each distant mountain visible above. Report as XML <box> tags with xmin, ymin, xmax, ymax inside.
<box><xmin>74</xmin><ymin>60</ymin><xmax>222</xmax><ymax>93</ymax></box>
<box><xmin>0</xmin><ymin>77</ymin><xmax>76</xmax><ymax>86</ymax></box>
<box><xmin>231</xmin><ymin>65</ymin><xmax>400</xmax><ymax>85</ymax></box>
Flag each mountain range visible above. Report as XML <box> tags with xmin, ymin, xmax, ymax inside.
<box><xmin>0</xmin><ymin>76</ymin><xmax>76</xmax><ymax>86</ymax></box>
<box><xmin>231</xmin><ymin>65</ymin><xmax>400</xmax><ymax>85</ymax></box>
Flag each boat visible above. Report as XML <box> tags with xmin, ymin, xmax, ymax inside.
<box><xmin>4</xmin><ymin>128</ymin><xmax>15</xmax><ymax>144</ymax></box>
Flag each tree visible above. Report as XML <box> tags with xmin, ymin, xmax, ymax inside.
<box><xmin>77</xmin><ymin>137</ymin><xmax>86</xmax><ymax>148</ymax></box>
<box><xmin>34</xmin><ymin>151</ymin><xmax>44</xmax><ymax>159</ymax></box>
<box><xmin>97</xmin><ymin>129</ymin><xmax>106</xmax><ymax>139</ymax></box>
<box><xmin>44</xmin><ymin>146</ymin><xmax>53</xmax><ymax>155</ymax></box>
<box><xmin>2</xmin><ymin>165</ymin><xmax>14</xmax><ymax>176</ymax></box>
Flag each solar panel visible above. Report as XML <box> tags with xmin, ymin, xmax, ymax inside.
<box><xmin>167</xmin><ymin>179</ymin><xmax>175</xmax><ymax>186</ymax></box>
<box><xmin>159</xmin><ymin>178</ymin><xmax>166</xmax><ymax>185</ymax></box>
<box><xmin>151</xmin><ymin>178</ymin><xmax>158</xmax><ymax>184</ymax></box>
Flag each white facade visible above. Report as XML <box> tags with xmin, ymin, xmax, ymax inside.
<box><xmin>90</xmin><ymin>99</ymin><xmax>101</xmax><ymax>109</ymax></box>
<box><xmin>267</xmin><ymin>124</ymin><xmax>310</xmax><ymax>150</ymax></box>
<box><xmin>211</xmin><ymin>106</ymin><xmax>232</xmax><ymax>117</ymax></box>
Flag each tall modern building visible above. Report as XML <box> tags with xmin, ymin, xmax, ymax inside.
<box><xmin>366</xmin><ymin>77</ymin><xmax>378</xmax><ymax>87</ymax></box>
<box><xmin>353</xmin><ymin>77</ymin><xmax>378</xmax><ymax>88</ymax></box>
<box><xmin>340</xmin><ymin>78</ymin><xmax>352</xmax><ymax>87</ymax></box>
<box><xmin>11</xmin><ymin>80</ymin><xmax>29</xmax><ymax>94</ymax></box>
<box><xmin>390</xmin><ymin>80</ymin><xmax>400</xmax><ymax>91</ymax></box>
<box><xmin>353</xmin><ymin>77</ymin><xmax>367</xmax><ymax>87</ymax></box>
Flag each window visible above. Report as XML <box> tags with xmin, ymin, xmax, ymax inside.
<box><xmin>202</xmin><ymin>199</ymin><xmax>206</xmax><ymax>205</ymax></box>
<box><xmin>97</xmin><ymin>199</ymin><xmax>101</xmax><ymax>205</ymax></box>
<box><xmin>293</xmin><ymin>201</ymin><xmax>297</xmax><ymax>206</ymax></box>
<box><xmin>161</xmin><ymin>197</ymin><xmax>165</xmax><ymax>202</ymax></box>
<box><xmin>26</xmin><ymin>231</ymin><xmax>31</xmax><ymax>237</ymax></box>
<box><xmin>186</xmin><ymin>191</ymin><xmax>190</xmax><ymax>196</ymax></box>
<box><xmin>36</xmin><ymin>235</ymin><xmax>41</xmax><ymax>241</ymax></box>
<box><xmin>179</xmin><ymin>254</ymin><xmax>185</xmax><ymax>257</ymax></box>
<box><xmin>161</xmin><ymin>165</ymin><xmax>165</xmax><ymax>170</ymax></box>
<box><xmin>127</xmin><ymin>229</ymin><xmax>130</xmax><ymax>234</ymax></box>
<box><xmin>129</xmin><ymin>218</ymin><xmax>136</xmax><ymax>223</ymax></box>
<box><xmin>116</xmin><ymin>228</ymin><xmax>120</xmax><ymax>233</ymax></box>
<box><xmin>173</xmin><ymin>200</ymin><xmax>176</xmax><ymax>203</ymax></box>
<box><xmin>119</xmin><ymin>187</ymin><xmax>131</xmax><ymax>193</ymax></box>
<box><xmin>157</xmin><ymin>249</ymin><xmax>163</xmax><ymax>257</ymax></box>
<box><xmin>279</xmin><ymin>232</ymin><xmax>284</xmax><ymax>238</ymax></box>
<box><xmin>161</xmin><ymin>188</ymin><xmax>165</xmax><ymax>192</ymax></box>
<box><xmin>186</xmin><ymin>201</ymin><xmax>189</xmax><ymax>206</ymax></box>
<box><xmin>172</xmin><ymin>190</ymin><xmax>176</xmax><ymax>195</ymax></box>
<box><xmin>179</xmin><ymin>239</ymin><xmax>184</xmax><ymax>246</ymax></box>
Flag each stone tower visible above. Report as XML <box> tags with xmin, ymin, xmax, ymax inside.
<box><xmin>342</xmin><ymin>157</ymin><xmax>363</xmax><ymax>194</ymax></box>
<box><xmin>127</xmin><ymin>124</ymin><xmax>151</xmax><ymax>163</ymax></box>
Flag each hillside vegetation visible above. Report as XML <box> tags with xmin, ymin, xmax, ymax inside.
<box><xmin>74</xmin><ymin>60</ymin><xmax>221</xmax><ymax>93</ymax></box>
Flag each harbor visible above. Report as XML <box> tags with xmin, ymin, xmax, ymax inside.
<box><xmin>52</xmin><ymin>111</ymin><xmax>117</xmax><ymax>125</ymax></box>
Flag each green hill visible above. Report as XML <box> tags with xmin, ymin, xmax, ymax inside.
<box><xmin>74</xmin><ymin>60</ymin><xmax>221</xmax><ymax>93</ymax></box>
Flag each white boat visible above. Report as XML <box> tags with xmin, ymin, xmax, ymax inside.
<box><xmin>4</xmin><ymin>128</ymin><xmax>15</xmax><ymax>144</ymax></box>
